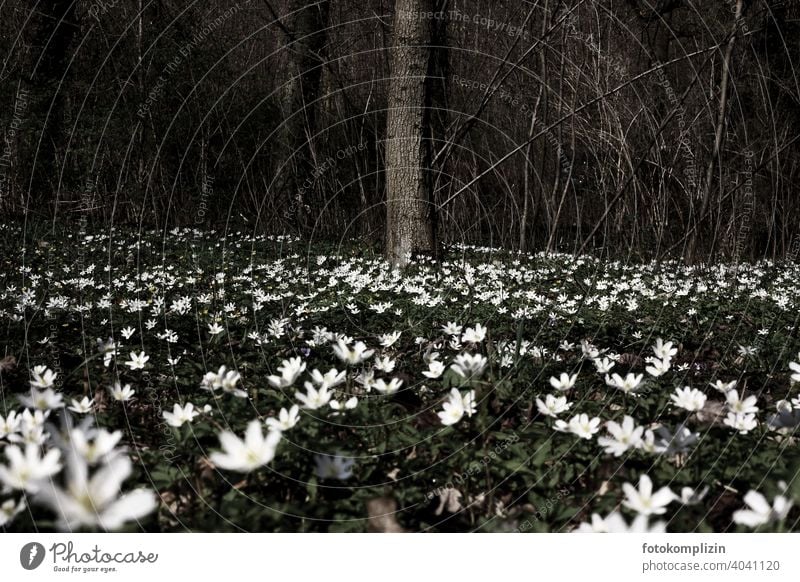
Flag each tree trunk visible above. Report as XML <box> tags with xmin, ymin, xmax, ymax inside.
<box><xmin>385</xmin><ymin>0</ymin><xmax>436</xmax><ymax>267</ymax></box>
<box><xmin>687</xmin><ymin>0</ymin><xmax>744</xmax><ymax>263</ymax></box>
<box><xmin>30</xmin><ymin>0</ymin><xmax>78</xmax><ymax>215</ymax></box>
<box><xmin>281</xmin><ymin>0</ymin><xmax>330</xmax><ymax>230</ymax></box>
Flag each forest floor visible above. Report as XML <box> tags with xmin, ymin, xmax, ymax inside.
<box><xmin>1</xmin><ymin>222</ymin><xmax>799</xmax><ymax>532</ymax></box>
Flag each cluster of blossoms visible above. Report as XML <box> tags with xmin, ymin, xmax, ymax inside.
<box><xmin>0</xmin><ymin>366</ymin><xmax>158</xmax><ymax>530</ymax></box>
<box><xmin>4</xmin><ymin>226</ymin><xmax>800</xmax><ymax>533</ymax></box>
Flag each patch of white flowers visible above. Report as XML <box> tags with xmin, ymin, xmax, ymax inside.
<box><xmin>6</xmin><ymin>232</ymin><xmax>800</xmax><ymax>534</ymax></box>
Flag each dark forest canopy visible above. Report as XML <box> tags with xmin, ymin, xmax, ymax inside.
<box><xmin>1</xmin><ymin>0</ymin><xmax>800</xmax><ymax>262</ymax></box>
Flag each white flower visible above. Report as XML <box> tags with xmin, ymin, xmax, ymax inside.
<box><xmin>330</xmin><ymin>397</ymin><xmax>359</xmax><ymax>412</ymax></box>
<box><xmin>267</xmin><ymin>357</ymin><xmax>307</xmax><ymax>388</ymax></box>
<box><xmin>438</xmin><ymin>395</ymin><xmax>465</xmax><ymax>426</ymax></box>
<box><xmin>108</xmin><ymin>382</ymin><xmax>135</xmax><ymax>402</ymax></box>
<box><xmin>723</xmin><ymin>412</ymin><xmax>758</xmax><ymax>434</ymax></box>
<box><xmin>442</xmin><ymin>322</ymin><xmax>462</xmax><ymax>336</ymax></box>
<box><xmin>593</xmin><ymin>357</ymin><xmax>615</xmax><ymax>374</ymax></box>
<box><xmin>70</xmin><ymin>428</ymin><xmax>123</xmax><ymax>463</ymax></box>
<box><xmin>670</xmin><ymin>386</ymin><xmax>707</xmax><ymax>412</ymax></box>
<box><xmin>30</xmin><ymin>365</ymin><xmax>57</xmax><ymax>389</ymax></box>
<box><xmin>554</xmin><ymin>414</ymin><xmax>601</xmax><ymax>440</ymax></box>
<box><xmin>575</xmin><ymin>513</ymin><xmax>612</xmax><ymax>533</ymax></box>
<box><xmin>332</xmin><ymin>340</ymin><xmax>374</xmax><ymax>365</ymax></box>
<box><xmin>437</xmin><ymin>388</ymin><xmax>476</xmax><ymax>426</ymax></box>
<box><xmin>0</xmin><ymin>411</ymin><xmax>21</xmax><ymax>438</ymax></box>
<box><xmin>680</xmin><ymin>486</ymin><xmax>709</xmax><ymax>505</ymax></box>
<box><xmin>68</xmin><ymin>397</ymin><xmax>94</xmax><ymax>414</ymax></box>
<box><xmin>19</xmin><ymin>387</ymin><xmax>65</xmax><ymax>411</ymax></box>
<box><xmin>622</xmin><ymin>474</ymin><xmax>675</xmax><ymax>515</ymax></box>
<box><xmin>575</xmin><ymin>511</ymin><xmax>666</xmax><ymax>533</ymax></box>
<box><xmin>652</xmin><ymin>339</ymin><xmax>677</xmax><ymax>360</ymax></box>
<box><xmin>124</xmin><ymin>351</ymin><xmax>149</xmax><ymax>370</ymax></box>
<box><xmin>733</xmin><ymin>490</ymin><xmax>793</xmax><ymax>529</ymax></box>
<box><xmin>373</xmin><ymin>378</ymin><xmax>403</xmax><ymax>395</ymax></box>
<box><xmin>314</xmin><ymin>453</ymin><xmax>355</xmax><ymax>480</ymax></box>
<box><xmin>639</xmin><ymin>429</ymin><xmax>657</xmax><ymax>453</ymax></box>
<box><xmin>309</xmin><ymin>368</ymin><xmax>346</xmax><ymax>390</ymax></box>
<box><xmin>423</xmin><ymin>360</ymin><xmax>446</xmax><ymax>379</ymax></box>
<box><xmin>295</xmin><ymin>382</ymin><xmax>333</xmax><ymax>409</ymax></box>
<box><xmin>355</xmin><ymin>370</ymin><xmax>376</xmax><ymax>391</ymax></box>
<box><xmin>580</xmin><ymin>339</ymin><xmax>600</xmax><ymax>359</ymax></box>
<box><xmin>710</xmin><ymin>379</ymin><xmax>737</xmax><ymax>393</ymax></box>
<box><xmin>379</xmin><ymin>331</ymin><xmax>401</xmax><ymax>348</ymax></box>
<box><xmin>549</xmin><ymin>372</ymin><xmax>578</xmax><ymax>391</ymax></box>
<box><xmin>460</xmin><ymin>390</ymin><xmax>477</xmax><ymax>416</ymax></box>
<box><xmin>0</xmin><ymin>497</ymin><xmax>26</xmax><ymax>527</ymax></box>
<box><xmin>266</xmin><ymin>405</ymin><xmax>301</xmax><ymax>431</ymax></box>
<box><xmin>461</xmin><ymin>323</ymin><xmax>487</xmax><ymax>343</ymax></box>
<box><xmin>737</xmin><ymin>345</ymin><xmax>757</xmax><ymax>357</ymax></box>
<box><xmin>597</xmin><ymin>416</ymin><xmax>644</xmax><ymax>456</ymax></box>
<box><xmin>790</xmin><ymin>361</ymin><xmax>800</xmax><ymax>383</ymax></box>
<box><xmin>96</xmin><ymin>338</ymin><xmax>117</xmax><ymax>368</ymax></box>
<box><xmin>120</xmin><ymin>326</ymin><xmax>136</xmax><ymax>340</ymax></box>
<box><xmin>535</xmin><ymin>394</ymin><xmax>572</xmax><ymax>418</ymax></box>
<box><xmin>0</xmin><ymin>443</ymin><xmax>62</xmax><ymax>492</ymax></box>
<box><xmin>162</xmin><ymin>403</ymin><xmax>199</xmax><ymax>428</ymax></box>
<box><xmin>36</xmin><ymin>452</ymin><xmax>157</xmax><ymax>531</ymax></box>
<box><xmin>450</xmin><ymin>353</ymin><xmax>487</xmax><ymax>379</ymax></box>
<box><xmin>210</xmin><ymin>420</ymin><xmax>282</xmax><ymax>472</ymax></box>
<box><xmin>208</xmin><ymin>322</ymin><xmax>224</xmax><ymax>335</ymax></box>
<box><xmin>606</xmin><ymin>373</ymin><xmax>644</xmax><ymax>394</ymax></box>
<box><xmin>373</xmin><ymin>356</ymin><xmax>396</xmax><ymax>373</ymax></box>
<box><xmin>725</xmin><ymin>391</ymin><xmax>759</xmax><ymax>414</ymax></box>
<box><xmin>7</xmin><ymin>409</ymin><xmax>50</xmax><ymax>446</ymax></box>
<box><xmin>201</xmin><ymin>366</ymin><xmax>246</xmax><ymax>398</ymax></box>
<box><xmin>645</xmin><ymin>357</ymin><xmax>671</xmax><ymax>377</ymax></box>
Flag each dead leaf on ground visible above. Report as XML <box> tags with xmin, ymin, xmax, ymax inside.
<box><xmin>434</xmin><ymin>488</ymin><xmax>463</xmax><ymax>516</ymax></box>
<box><xmin>695</xmin><ymin>399</ymin><xmax>726</xmax><ymax>427</ymax></box>
<box><xmin>618</xmin><ymin>353</ymin><xmax>644</xmax><ymax>367</ymax></box>
<box><xmin>366</xmin><ymin>496</ymin><xmax>405</xmax><ymax>532</ymax></box>
<box><xmin>0</xmin><ymin>355</ymin><xmax>16</xmax><ymax>373</ymax></box>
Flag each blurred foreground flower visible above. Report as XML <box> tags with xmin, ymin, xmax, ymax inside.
<box><xmin>0</xmin><ymin>498</ymin><xmax>26</xmax><ymax>527</ymax></box>
<box><xmin>0</xmin><ymin>443</ymin><xmax>62</xmax><ymax>493</ymax></box>
<box><xmin>733</xmin><ymin>489</ymin><xmax>792</xmax><ymax>529</ymax></box>
<box><xmin>575</xmin><ymin>511</ymin><xmax>666</xmax><ymax>533</ymax></box>
<box><xmin>36</xmin><ymin>452</ymin><xmax>157</xmax><ymax>531</ymax></box>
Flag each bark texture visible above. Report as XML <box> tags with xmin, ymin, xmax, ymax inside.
<box><xmin>385</xmin><ymin>0</ymin><xmax>436</xmax><ymax>267</ymax></box>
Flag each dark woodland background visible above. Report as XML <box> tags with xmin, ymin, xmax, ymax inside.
<box><xmin>1</xmin><ymin>0</ymin><xmax>800</xmax><ymax>261</ymax></box>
